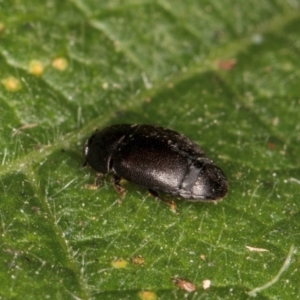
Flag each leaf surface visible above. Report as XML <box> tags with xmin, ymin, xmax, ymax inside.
<box><xmin>0</xmin><ymin>1</ymin><xmax>300</xmax><ymax>299</ymax></box>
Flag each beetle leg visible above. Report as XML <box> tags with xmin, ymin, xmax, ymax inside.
<box><xmin>148</xmin><ymin>189</ymin><xmax>160</xmax><ymax>199</ymax></box>
<box><xmin>149</xmin><ymin>189</ymin><xmax>177</xmax><ymax>212</ymax></box>
<box><xmin>95</xmin><ymin>173</ymin><xmax>104</xmax><ymax>186</ymax></box>
<box><xmin>83</xmin><ymin>172</ymin><xmax>103</xmax><ymax>190</ymax></box>
<box><xmin>112</xmin><ymin>175</ymin><xmax>126</xmax><ymax>198</ymax></box>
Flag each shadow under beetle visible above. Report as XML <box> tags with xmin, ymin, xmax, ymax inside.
<box><xmin>83</xmin><ymin>124</ymin><xmax>228</xmax><ymax>201</ymax></box>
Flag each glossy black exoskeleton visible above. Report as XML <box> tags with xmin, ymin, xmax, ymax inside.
<box><xmin>83</xmin><ymin>124</ymin><xmax>228</xmax><ymax>201</ymax></box>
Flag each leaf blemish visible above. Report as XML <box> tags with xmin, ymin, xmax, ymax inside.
<box><xmin>29</xmin><ymin>60</ymin><xmax>45</xmax><ymax>76</ymax></box>
<box><xmin>1</xmin><ymin>76</ymin><xmax>22</xmax><ymax>92</ymax></box>
<box><xmin>52</xmin><ymin>58</ymin><xmax>68</xmax><ymax>71</ymax></box>
<box><xmin>111</xmin><ymin>258</ymin><xmax>128</xmax><ymax>268</ymax></box>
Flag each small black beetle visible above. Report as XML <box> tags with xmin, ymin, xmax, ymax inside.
<box><xmin>83</xmin><ymin>124</ymin><xmax>228</xmax><ymax>201</ymax></box>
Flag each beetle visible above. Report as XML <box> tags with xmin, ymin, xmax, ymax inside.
<box><xmin>83</xmin><ymin>124</ymin><xmax>228</xmax><ymax>201</ymax></box>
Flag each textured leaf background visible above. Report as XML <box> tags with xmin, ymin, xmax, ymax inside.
<box><xmin>0</xmin><ymin>1</ymin><xmax>300</xmax><ymax>299</ymax></box>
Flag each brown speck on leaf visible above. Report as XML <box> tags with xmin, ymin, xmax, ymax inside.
<box><xmin>217</xmin><ymin>59</ymin><xmax>236</xmax><ymax>70</ymax></box>
<box><xmin>84</xmin><ymin>183</ymin><xmax>98</xmax><ymax>190</ymax></box>
<box><xmin>31</xmin><ymin>206</ymin><xmax>40</xmax><ymax>213</ymax></box>
<box><xmin>267</xmin><ymin>143</ymin><xmax>276</xmax><ymax>150</ymax></box>
<box><xmin>131</xmin><ymin>255</ymin><xmax>145</xmax><ymax>266</ymax></box>
<box><xmin>172</xmin><ymin>277</ymin><xmax>196</xmax><ymax>292</ymax></box>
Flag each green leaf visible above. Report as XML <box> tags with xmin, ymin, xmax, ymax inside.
<box><xmin>0</xmin><ymin>1</ymin><xmax>300</xmax><ymax>299</ymax></box>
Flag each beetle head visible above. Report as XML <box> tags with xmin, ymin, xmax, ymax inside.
<box><xmin>83</xmin><ymin>124</ymin><xmax>132</xmax><ymax>174</ymax></box>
